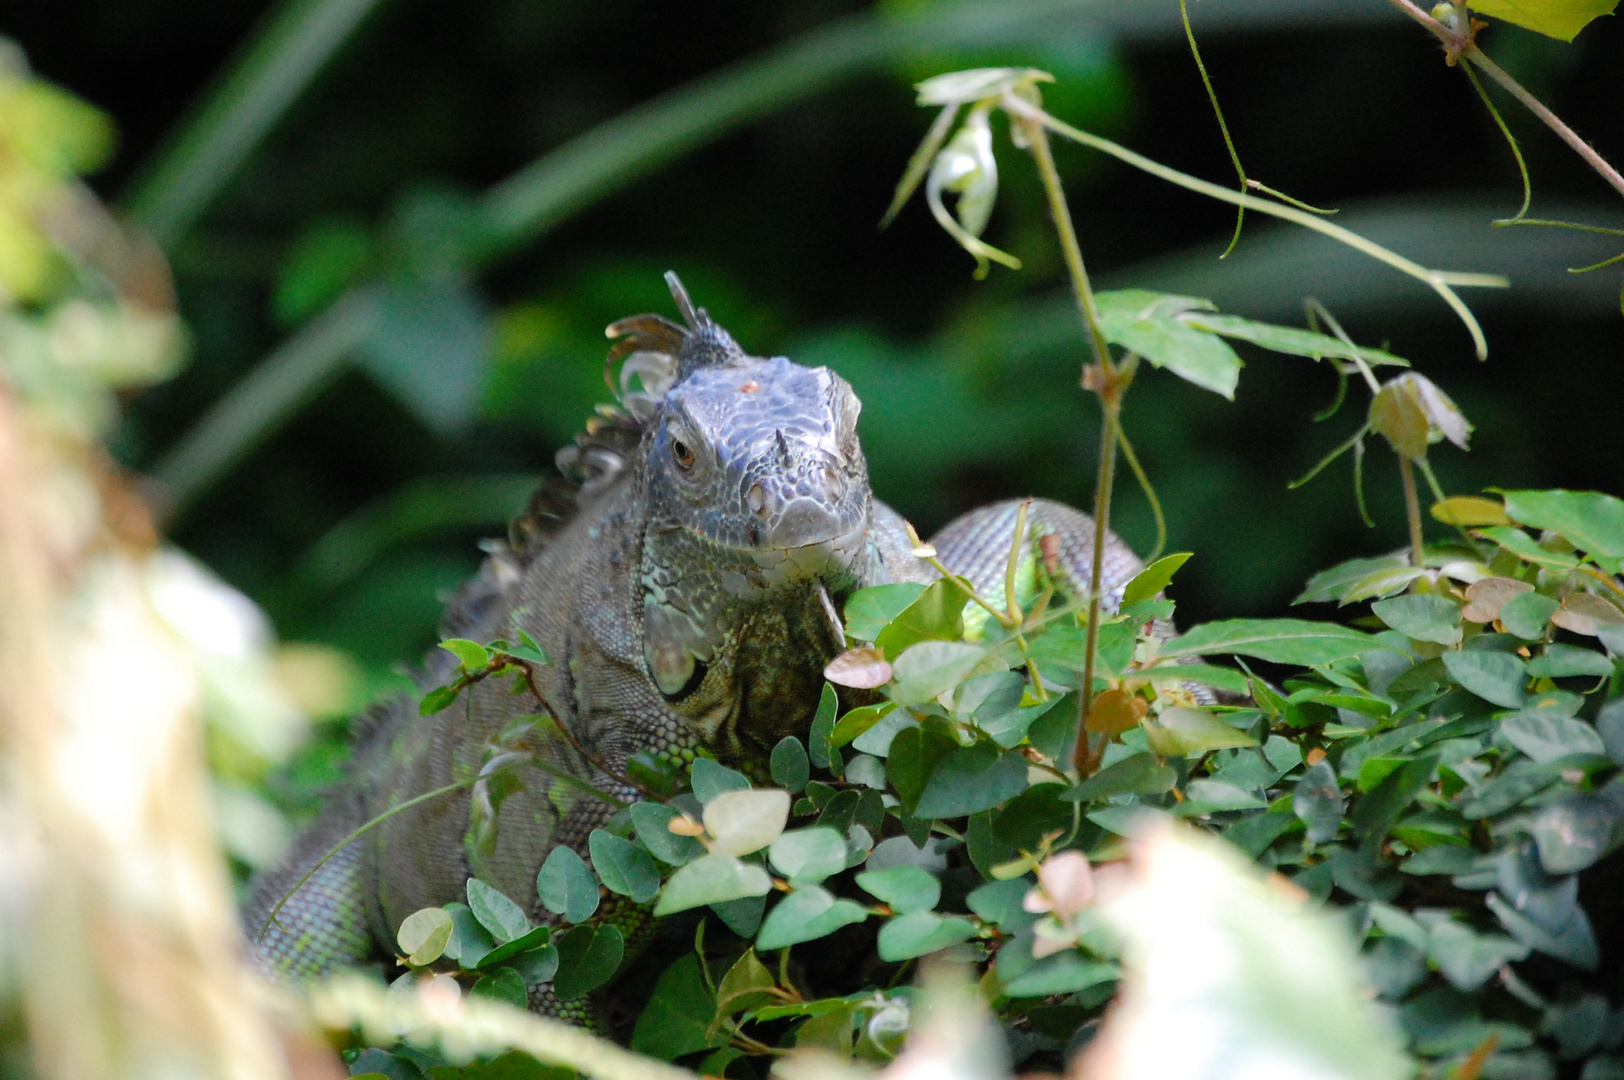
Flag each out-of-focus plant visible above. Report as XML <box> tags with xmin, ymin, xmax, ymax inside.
<box><xmin>0</xmin><ymin>40</ymin><xmax>340</xmax><ymax>1080</ymax></box>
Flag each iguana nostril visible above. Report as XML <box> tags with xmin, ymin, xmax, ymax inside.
<box><xmin>747</xmin><ymin>483</ymin><xmax>768</xmax><ymax>516</ymax></box>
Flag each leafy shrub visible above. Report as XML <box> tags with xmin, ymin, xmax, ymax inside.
<box><xmin>338</xmin><ymin>487</ymin><xmax>1624</xmax><ymax>1080</ymax></box>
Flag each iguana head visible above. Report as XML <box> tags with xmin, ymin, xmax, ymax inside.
<box><xmin>608</xmin><ymin>274</ymin><xmax>872</xmax><ymax>700</ymax></box>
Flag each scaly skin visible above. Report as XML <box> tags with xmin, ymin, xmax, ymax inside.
<box><xmin>241</xmin><ymin>274</ymin><xmax>1147</xmax><ymax>998</ymax></box>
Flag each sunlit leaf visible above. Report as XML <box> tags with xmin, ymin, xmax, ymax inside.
<box><xmin>769</xmin><ymin>827</ymin><xmax>849</xmax><ymax>885</ymax></box>
<box><xmin>1163</xmin><ymin>618</ymin><xmax>1374</xmax><ymax>665</ymax></box>
<box><xmin>1432</xmin><ymin>496</ymin><xmax>1510</xmax><ymax>527</ymax></box>
<box><xmin>1143</xmin><ymin>706</ymin><xmax>1258</xmax><ymax>756</ymax></box>
<box><xmin>654</xmin><ymin>853</ymin><xmax>773</xmax><ymax>916</ymax></box>
<box><xmin>1122</xmin><ymin>552</ymin><xmax>1193</xmax><ymax>606</ymax></box>
<box><xmin>876</xmin><ymin>911</ymin><xmax>976</xmax><ymax>961</ymax></box>
<box><xmin>1466</xmin><ymin>0</ymin><xmax>1619</xmax><ymax>41</ymax></box>
<box><xmin>845</xmin><ymin>583</ymin><xmax>925</xmax><ymax>642</ymax></box>
<box><xmin>703</xmin><ymin>789</ymin><xmax>790</xmax><ymax>856</ymax></box>
<box><xmin>397</xmin><ymin>907</ymin><xmax>453</xmax><ymax>967</ymax></box>
<box><xmin>756</xmin><ymin>886</ymin><xmax>870</xmax><ymax>950</ymax></box>
<box><xmin>1095</xmin><ymin>290</ymin><xmax>1242</xmax><ymax>399</ymax></box>
<box><xmin>856</xmin><ymin>864</ymin><xmax>941</xmax><ymax>914</ymax></box>
<box><xmin>1500</xmin><ymin>488</ymin><xmax>1624</xmax><ymax>558</ymax></box>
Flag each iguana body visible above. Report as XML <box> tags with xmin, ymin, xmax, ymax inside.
<box><xmin>242</xmin><ymin>275</ymin><xmax>1146</xmax><ymax>987</ymax></box>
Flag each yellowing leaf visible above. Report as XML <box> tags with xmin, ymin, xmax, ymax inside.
<box><xmin>1466</xmin><ymin>0</ymin><xmax>1618</xmax><ymax>41</ymax></box>
<box><xmin>1431</xmin><ymin>496</ymin><xmax>1510</xmax><ymax>527</ymax></box>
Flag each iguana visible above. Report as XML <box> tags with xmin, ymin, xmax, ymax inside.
<box><xmin>241</xmin><ymin>273</ymin><xmax>1149</xmax><ymax>999</ymax></box>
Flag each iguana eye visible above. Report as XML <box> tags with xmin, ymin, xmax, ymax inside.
<box><xmin>671</xmin><ymin>439</ymin><xmax>696</xmax><ymax>471</ymax></box>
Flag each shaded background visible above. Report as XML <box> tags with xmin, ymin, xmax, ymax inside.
<box><xmin>5</xmin><ymin>0</ymin><xmax>1621</xmax><ymax>692</ymax></box>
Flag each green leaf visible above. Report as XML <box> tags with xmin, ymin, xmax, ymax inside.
<box><xmin>1441</xmin><ymin>650</ymin><xmax>1528</xmax><ymax>709</ymax></box>
<box><xmin>469</xmin><ymin>966</ymin><xmax>528</xmax><ymax>1009</ymax></box>
<box><xmin>845</xmin><ymin>583</ymin><xmax>926</xmax><ymax>642</ymax></box>
<box><xmin>886</xmin><ymin>723</ymin><xmax>959</xmax><ymax>813</ymax></box>
<box><xmin>855</xmin><ymin>865</ymin><xmax>941</xmax><ymax>914</ymax></box>
<box><xmin>1350</xmin><ymin>755</ymin><xmax>1439</xmax><ymax>843</ymax></box>
<box><xmin>1524</xmin><ymin>791</ymin><xmax>1622</xmax><ymax>873</ymax></box>
<box><xmin>1500</xmin><ymin>489</ymin><xmax>1624</xmax><ymax>557</ymax></box>
<box><xmin>769</xmin><ymin>827</ymin><xmax>849</xmax><ymax>885</ymax></box>
<box><xmin>631</xmin><ymin>954</ymin><xmax>724</xmax><ymax>1061</ymax></box>
<box><xmin>875</xmin><ymin>577</ymin><xmax>976</xmax><ymax>655</ymax></box>
<box><xmin>691</xmin><ymin>758</ymin><xmax>752</xmax><ymax>805</ymax></box>
<box><xmin>1423</xmin><ymin>917</ymin><xmax>1528</xmax><ymax>991</ymax></box>
<box><xmin>1465</xmin><ymin>0</ymin><xmax>1620</xmax><ymax>43</ymax></box>
<box><xmin>467</xmin><ymin>878</ymin><xmax>530</xmax><ymax>944</ymax></box>
<box><xmin>1163</xmin><ymin>619</ymin><xmax>1374</xmax><ymax>665</ymax></box>
<box><xmin>709</xmin><ymin>895</ymin><xmax>766</xmax><ymax>938</ymax></box>
<box><xmin>713</xmin><ymin>950</ymin><xmax>777</xmax><ymax>1023</ymax></box>
<box><xmin>441</xmin><ymin>903</ymin><xmax>495</xmax><ymax>968</ymax></box>
<box><xmin>1143</xmin><ymin>706</ymin><xmax>1259</xmax><ymax>757</ymax></box>
<box><xmin>888</xmin><ymin>640</ymin><xmax>990</xmax><ymax>706</ymax></box>
<box><xmin>1295</xmin><ymin>556</ymin><xmax>1410</xmax><ymax>605</ymax></box>
<box><xmin>477</xmin><ymin>927</ymin><xmax>554</xmax><ymax>974</ymax></box>
<box><xmin>755</xmin><ymin>886</ymin><xmax>870</xmax><ymax>950</ymax></box>
<box><xmin>589</xmin><ymin>829</ymin><xmax>661</xmax><ymax>903</ymax></box>
<box><xmin>1501</xmin><ymin>713</ymin><xmax>1606</xmax><ymax>762</ymax></box>
<box><xmin>1094</xmin><ymin>290</ymin><xmax>1241</xmax><ymax>399</ymax></box>
<box><xmin>629</xmin><ymin>802</ymin><xmax>706</xmax><ymax>867</ymax></box>
<box><xmin>1181</xmin><ymin>311</ymin><xmax>1407</xmax><ymax>367</ymax></box>
<box><xmin>552</xmin><ymin>924</ymin><xmax>624</xmax><ymax>998</ymax></box>
<box><xmin>654</xmin><ymin>852</ymin><xmax>773</xmax><ymax>916</ymax></box>
<box><xmin>1499</xmin><ymin>592</ymin><xmax>1560</xmax><ymax>640</ymax></box>
<box><xmin>770</xmin><ymin>737</ymin><xmax>810</xmax><ymax>793</ymax></box>
<box><xmin>1138</xmin><ymin>664</ymin><xmax>1253</xmax><ymax>695</ymax></box>
<box><xmin>1293</xmin><ymin>761</ymin><xmax>1345</xmax><ymax>844</ymax></box>
<box><xmin>397</xmin><ymin>908</ymin><xmax>454</xmax><ymax>967</ymax></box>
<box><xmin>1001</xmin><ymin>953</ymin><xmax>1118</xmax><ymax>998</ymax></box>
<box><xmin>419</xmin><ymin>685</ymin><xmax>459</xmax><ymax>716</ymax></box>
<box><xmin>1457</xmin><ymin>761</ymin><xmax>1561</xmax><ymax>819</ymax></box>
<box><xmin>440</xmin><ymin>638</ymin><xmax>492</xmax><ymax>671</ymax></box>
<box><xmin>966</xmin><ymin>877</ymin><xmax>1038</xmax><ymax>932</ymax></box>
<box><xmin>1371</xmin><ymin>594</ymin><xmax>1462</xmax><ymax>646</ymax></box>
<box><xmin>1122</xmin><ymin>552</ymin><xmax>1193</xmax><ymax>606</ymax></box>
<box><xmin>875</xmin><ymin>911</ymin><xmax>976</xmax><ymax>961</ymax></box>
<box><xmin>1477</xmin><ymin>526</ymin><xmax>1579</xmax><ymax>570</ymax></box>
<box><xmin>1485</xmin><ymin>893</ymin><xmax>1599</xmax><ymax>969</ymax></box>
<box><xmin>914</xmin><ymin>741</ymin><xmax>1028</xmax><ymax>818</ymax></box>
<box><xmin>536</xmin><ymin>846</ymin><xmax>600</xmax><ymax>924</ymax></box>
<box><xmin>809</xmin><ymin>684</ymin><xmax>838</xmax><ymax>770</ymax></box>
<box><xmin>1063</xmin><ymin>752</ymin><xmax>1177</xmax><ymax>801</ymax></box>
<box><xmin>1526</xmin><ymin>643</ymin><xmax>1614</xmax><ymax>678</ymax></box>
<box><xmin>831</xmin><ymin>704</ymin><xmax>892</xmax><ymax>749</ymax></box>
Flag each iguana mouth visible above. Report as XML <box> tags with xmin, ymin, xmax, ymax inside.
<box><xmin>743</xmin><ymin>518</ymin><xmax>868</xmax><ymax>588</ymax></box>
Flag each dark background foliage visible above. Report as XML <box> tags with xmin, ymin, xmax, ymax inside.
<box><xmin>5</xmin><ymin>0</ymin><xmax>1620</xmax><ymax>684</ymax></box>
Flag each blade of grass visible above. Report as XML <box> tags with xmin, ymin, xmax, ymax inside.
<box><xmin>123</xmin><ymin>0</ymin><xmax>391</xmax><ymax>248</ymax></box>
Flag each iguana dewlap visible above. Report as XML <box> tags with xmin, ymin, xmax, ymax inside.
<box><xmin>241</xmin><ymin>273</ymin><xmax>1146</xmax><ymax>983</ymax></box>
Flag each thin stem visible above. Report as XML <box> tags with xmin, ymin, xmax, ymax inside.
<box><xmin>1115</xmin><ymin>424</ymin><xmax>1165</xmax><ymax>563</ymax></box>
<box><xmin>1004</xmin><ymin>498</ymin><xmax>1031</xmax><ymax>625</ymax></box>
<box><xmin>1179</xmin><ymin>0</ymin><xmax>1248</xmax><ymax>258</ymax></box>
<box><xmin>1399</xmin><ymin>455</ymin><xmax>1425</xmax><ymax>570</ymax></box>
<box><xmin>1077</xmin><ymin>393</ymin><xmax>1121</xmax><ymax>772</ymax></box>
<box><xmin>1013</xmin><ymin>105</ymin><xmax>1113</xmax><ymax>377</ymax></box>
<box><xmin>259</xmin><ymin>776</ymin><xmax>481</xmax><ymax>941</ymax></box>
<box><xmin>1003</xmin><ymin>95</ymin><xmax>1506</xmax><ymax>361</ymax></box>
<box><xmin>1459</xmin><ymin>60</ymin><xmax>1532</xmax><ymax>224</ymax></box>
<box><xmin>1464</xmin><ymin>49</ymin><xmax>1624</xmax><ymax>202</ymax></box>
<box><xmin>1384</xmin><ymin>0</ymin><xmax>1624</xmax><ymax>202</ymax></box>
